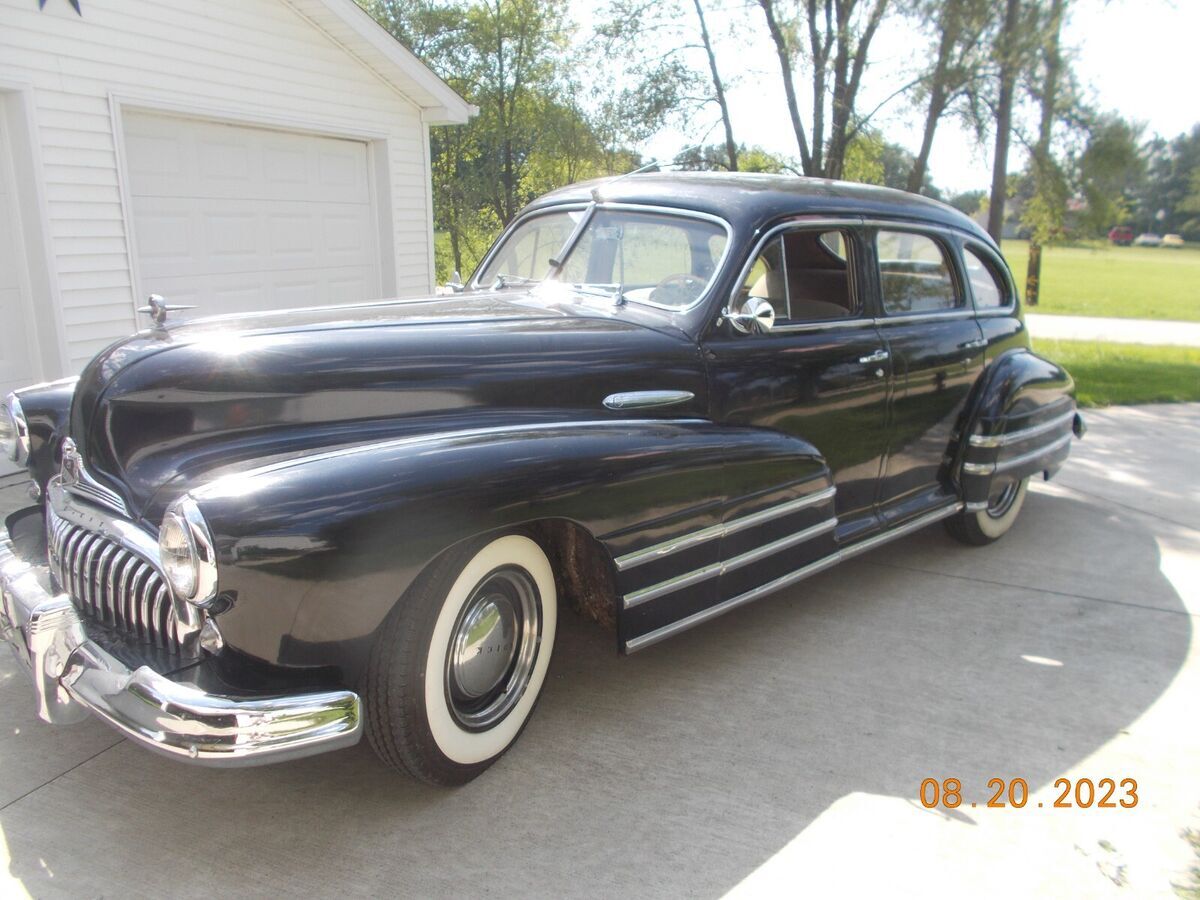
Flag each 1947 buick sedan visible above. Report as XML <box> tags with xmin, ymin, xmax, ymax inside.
<box><xmin>0</xmin><ymin>173</ymin><xmax>1083</xmax><ymax>785</ymax></box>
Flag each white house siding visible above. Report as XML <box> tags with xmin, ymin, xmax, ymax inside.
<box><xmin>0</xmin><ymin>0</ymin><xmax>438</xmax><ymax>374</ymax></box>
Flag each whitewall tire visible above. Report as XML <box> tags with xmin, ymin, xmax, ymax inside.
<box><xmin>365</xmin><ymin>532</ymin><xmax>557</xmax><ymax>785</ymax></box>
<box><xmin>946</xmin><ymin>476</ymin><xmax>1030</xmax><ymax>546</ymax></box>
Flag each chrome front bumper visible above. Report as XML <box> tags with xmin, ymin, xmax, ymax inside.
<box><xmin>0</xmin><ymin>524</ymin><xmax>362</xmax><ymax>767</ymax></box>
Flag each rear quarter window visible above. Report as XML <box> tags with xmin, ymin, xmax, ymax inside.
<box><xmin>963</xmin><ymin>246</ymin><xmax>1011</xmax><ymax>309</ymax></box>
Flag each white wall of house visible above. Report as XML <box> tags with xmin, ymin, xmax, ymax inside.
<box><xmin>0</xmin><ymin>0</ymin><xmax>469</xmax><ymax>384</ymax></box>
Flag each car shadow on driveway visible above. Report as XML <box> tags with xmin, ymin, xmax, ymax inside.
<box><xmin>0</xmin><ymin>489</ymin><xmax>1191</xmax><ymax>898</ymax></box>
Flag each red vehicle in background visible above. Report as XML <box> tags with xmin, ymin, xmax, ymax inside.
<box><xmin>1108</xmin><ymin>226</ymin><xmax>1134</xmax><ymax>246</ymax></box>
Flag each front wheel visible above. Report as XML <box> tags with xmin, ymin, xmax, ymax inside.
<box><xmin>946</xmin><ymin>476</ymin><xmax>1030</xmax><ymax>546</ymax></box>
<box><xmin>365</xmin><ymin>532</ymin><xmax>557</xmax><ymax>785</ymax></box>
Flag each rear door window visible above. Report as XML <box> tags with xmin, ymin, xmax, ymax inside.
<box><xmin>875</xmin><ymin>231</ymin><xmax>960</xmax><ymax>314</ymax></box>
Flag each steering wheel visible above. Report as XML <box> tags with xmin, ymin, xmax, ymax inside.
<box><xmin>649</xmin><ymin>273</ymin><xmax>704</xmax><ymax>306</ymax></box>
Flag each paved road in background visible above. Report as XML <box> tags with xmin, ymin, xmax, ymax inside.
<box><xmin>0</xmin><ymin>405</ymin><xmax>1197</xmax><ymax>898</ymax></box>
<box><xmin>1027</xmin><ymin>313</ymin><xmax>1200</xmax><ymax>346</ymax></box>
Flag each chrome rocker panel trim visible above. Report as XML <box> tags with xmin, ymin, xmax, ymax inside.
<box><xmin>615</xmin><ymin>485</ymin><xmax>837</xmax><ymax>572</ymax></box>
<box><xmin>0</xmin><ymin>529</ymin><xmax>362</xmax><ymax>767</ymax></box>
<box><xmin>626</xmin><ymin>503</ymin><xmax>963</xmax><ymax>652</ymax></box>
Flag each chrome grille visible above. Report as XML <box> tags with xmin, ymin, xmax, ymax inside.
<box><xmin>47</xmin><ymin>509</ymin><xmax>192</xmax><ymax>654</ymax></box>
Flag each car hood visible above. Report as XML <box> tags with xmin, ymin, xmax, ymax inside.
<box><xmin>68</xmin><ymin>292</ymin><xmax>707</xmax><ymax>522</ymax></box>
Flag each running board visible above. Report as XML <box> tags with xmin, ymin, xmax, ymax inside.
<box><xmin>624</xmin><ymin>502</ymin><xmax>963</xmax><ymax>653</ymax></box>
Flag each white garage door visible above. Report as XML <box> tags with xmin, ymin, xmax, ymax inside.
<box><xmin>124</xmin><ymin>112</ymin><xmax>382</xmax><ymax>318</ymax></box>
<box><xmin>0</xmin><ymin>109</ymin><xmax>37</xmax><ymax>400</ymax></box>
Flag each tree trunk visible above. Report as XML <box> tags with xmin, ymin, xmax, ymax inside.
<box><xmin>1024</xmin><ymin>241</ymin><xmax>1041</xmax><ymax>305</ymax></box>
<box><xmin>693</xmin><ymin>0</ymin><xmax>738</xmax><ymax>171</ymax></box>
<box><xmin>1024</xmin><ymin>0</ymin><xmax>1064</xmax><ymax>307</ymax></box>
<box><xmin>906</xmin><ymin>13</ymin><xmax>957</xmax><ymax>194</ymax></box>
<box><xmin>823</xmin><ymin>0</ymin><xmax>888</xmax><ymax>180</ymax></box>
<box><xmin>759</xmin><ymin>0</ymin><xmax>812</xmax><ymax>174</ymax></box>
<box><xmin>987</xmin><ymin>0</ymin><xmax>1021</xmax><ymax>242</ymax></box>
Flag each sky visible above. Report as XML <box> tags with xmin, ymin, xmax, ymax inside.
<box><xmin>620</xmin><ymin>0</ymin><xmax>1200</xmax><ymax>195</ymax></box>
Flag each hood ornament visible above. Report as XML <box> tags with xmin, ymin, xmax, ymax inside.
<box><xmin>138</xmin><ymin>294</ymin><xmax>195</xmax><ymax>328</ymax></box>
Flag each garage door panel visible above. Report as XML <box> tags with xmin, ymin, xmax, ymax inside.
<box><xmin>126</xmin><ymin>113</ymin><xmax>372</xmax><ymax>204</ymax></box>
<box><xmin>131</xmin><ymin>194</ymin><xmax>377</xmax><ymax>283</ymax></box>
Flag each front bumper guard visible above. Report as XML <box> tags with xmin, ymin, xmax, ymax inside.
<box><xmin>0</xmin><ymin>527</ymin><xmax>361</xmax><ymax>767</ymax></box>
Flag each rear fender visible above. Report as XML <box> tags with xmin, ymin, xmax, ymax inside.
<box><xmin>956</xmin><ymin>348</ymin><xmax>1079</xmax><ymax>509</ymax></box>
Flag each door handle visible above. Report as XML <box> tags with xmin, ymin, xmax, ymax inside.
<box><xmin>959</xmin><ymin>338</ymin><xmax>987</xmax><ymax>350</ymax></box>
<box><xmin>858</xmin><ymin>349</ymin><xmax>890</xmax><ymax>364</ymax></box>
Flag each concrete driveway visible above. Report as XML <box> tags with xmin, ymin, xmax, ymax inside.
<box><xmin>1</xmin><ymin>405</ymin><xmax>1196</xmax><ymax>898</ymax></box>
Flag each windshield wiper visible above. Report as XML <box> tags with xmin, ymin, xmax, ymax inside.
<box><xmin>492</xmin><ymin>273</ymin><xmax>539</xmax><ymax>289</ymax></box>
<box><xmin>564</xmin><ymin>283</ymin><xmax>627</xmax><ymax>306</ymax></box>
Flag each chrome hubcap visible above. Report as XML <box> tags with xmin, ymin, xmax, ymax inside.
<box><xmin>986</xmin><ymin>481</ymin><xmax>1020</xmax><ymax>519</ymax></box>
<box><xmin>446</xmin><ymin>566</ymin><xmax>541</xmax><ymax>730</ymax></box>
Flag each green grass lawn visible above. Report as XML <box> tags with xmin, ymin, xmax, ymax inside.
<box><xmin>1002</xmin><ymin>239</ymin><xmax>1200</xmax><ymax>322</ymax></box>
<box><xmin>1035</xmin><ymin>339</ymin><xmax>1200</xmax><ymax>407</ymax></box>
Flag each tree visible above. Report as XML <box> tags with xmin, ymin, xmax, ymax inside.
<box><xmin>676</xmin><ymin>143</ymin><xmax>796</xmax><ymax>173</ymax></box>
<box><xmin>905</xmin><ymin>0</ymin><xmax>995</xmax><ymax>194</ymax></box>
<box><xmin>693</xmin><ymin>0</ymin><xmax>738</xmax><ymax>170</ymax></box>
<box><xmin>595</xmin><ymin>0</ymin><xmax>742</xmax><ymax>172</ymax></box>
<box><xmin>757</xmin><ymin>0</ymin><xmax>893</xmax><ymax>179</ymax></box>
<box><xmin>1074</xmin><ymin>115</ymin><xmax>1145</xmax><ymax>237</ymax></box>
<box><xmin>1137</xmin><ymin>126</ymin><xmax>1200</xmax><ymax>238</ymax></box>
<box><xmin>985</xmin><ymin>0</ymin><xmax>1022</xmax><ymax>241</ymax></box>
<box><xmin>1023</xmin><ymin>0</ymin><xmax>1067</xmax><ymax>307</ymax></box>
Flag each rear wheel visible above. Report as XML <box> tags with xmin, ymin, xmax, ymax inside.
<box><xmin>365</xmin><ymin>532</ymin><xmax>557</xmax><ymax>785</ymax></box>
<box><xmin>946</xmin><ymin>476</ymin><xmax>1030</xmax><ymax>546</ymax></box>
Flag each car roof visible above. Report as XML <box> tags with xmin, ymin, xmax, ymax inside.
<box><xmin>524</xmin><ymin>172</ymin><xmax>995</xmax><ymax>247</ymax></box>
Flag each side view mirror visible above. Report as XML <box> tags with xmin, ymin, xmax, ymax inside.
<box><xmin>445</xmin><ymin>270</ymin><xmax>465</xmax><ymax>293</ymax></box>
<box><xmin>723</xmin><ymin>296</ymin><xmax>775</xmax><ymax>334</ymax></box>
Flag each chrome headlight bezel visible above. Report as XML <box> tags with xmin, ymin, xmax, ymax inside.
<box><xmin>2</xmin><ymin>392</ymin><xmax>30</xmax><ymax>464</ymax></box>
<box><xmin>158</xmin><ymin>496</ymin><xmax>219</xmax><ymax>607</ymax></box>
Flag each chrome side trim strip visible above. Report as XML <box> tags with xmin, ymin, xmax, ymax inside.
<box><xmin>197</xmin><ymin>418</ymin><xmax>710</xmax><ymax>496</ymax></box>
<box><xmin>622</xmin><ymin>562</ymin><xmax>722</xmax><ymax>609</ymax></box>
<box><xmin>963</xmin><ymin>433</ymin><xmax>1073</xmax><ymax>476</ymax></box>
<box><xmin>625</xmin><ymin>503</ymin><xmax>962</xmax><ymax>652</ymax></box>
<box><xmin>615</xmin><ymin>485</ymin><xmax>836</xmax><ymax>571</ymax></box>
<box><xmin>622</xmin><ymin>516</ymin><xmax>838</xmax><ymax>610</ymax></box>
<box><xmin>603</xmin><ymin>390</ymin><xmax>695</xmax><ymax>411</ymax></box>
<box><xmin>968</xmin><ymin>408</ymin><xmax>1075</xmax><ymax>448</ymax></box>
<box><xmin>723</xmin><ymin>487</ymin><xmax>837</xmax><ymax>537</ymax></box>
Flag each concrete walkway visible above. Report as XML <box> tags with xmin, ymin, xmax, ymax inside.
<box><xmin>0</xmin><ymin>406</ymin><xmax>1197</xmax><ymax>898</ymax></box>
<box><xmin>1027</xmin><ymin>312</ymin><xmax>1200</xmax><ymax>346</ymax></box>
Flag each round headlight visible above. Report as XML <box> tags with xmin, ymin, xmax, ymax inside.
<box><xmin>0</xmin><ymin>406</ymin><xmax>14</xmax><ymax>461</ymax></box>
<box><xmin>2</xmin><ymin>393</ymin><xmax>28</xmax><ymax>463</ymax></box>
<box><xmin>158</xmin><ymin>496</ymin><xmax>218</xmax><ymax>606</ymax></box>
<box><xmin>159</xmin><ymin>509</ymin><xmax>198</xmax><ymax>598</ymax></box>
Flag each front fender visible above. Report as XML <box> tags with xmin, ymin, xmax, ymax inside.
<box><xmin>190</xmin><ymin>419</ymin><xmax>828</xmax><ymax>680</ymax></box>
<box><xmin>7</xmin><ymin>378</ymin><xmax>78</xmax><ymax>493</ymax></box>
<box><xmin>956</xmin><ymin>348</ymin><xmax>1078</xmax><ymax>508</ymax></box>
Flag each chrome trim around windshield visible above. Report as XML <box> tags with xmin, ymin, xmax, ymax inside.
<box><xmin>472</xmin><ymin>202</ymin><xmax>735</xmax><ymax>314</ymax></box>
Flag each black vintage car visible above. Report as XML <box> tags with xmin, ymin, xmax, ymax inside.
<box><xmin>0</xmin><ymin>173</ymin><xmax>1082</xmax><ymax>785</ymax></box>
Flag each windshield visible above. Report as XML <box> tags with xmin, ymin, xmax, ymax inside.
<box><xmin>475</xmin><ymin>207</ymin><xmax>730</xmax><ymax>310</ymax></box>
